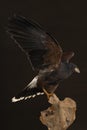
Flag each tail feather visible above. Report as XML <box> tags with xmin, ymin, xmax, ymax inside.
<box><xmin>11</xmin><ymin>87</ymin><xmax>44</xmax><ymax>103</ymax></box>
<box><xmin>11</xmin><ymin>76</ymin><xmax>44</xmax><ymax>103</ymax></box>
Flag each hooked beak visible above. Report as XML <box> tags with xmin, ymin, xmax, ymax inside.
<box><xmin>74</xmin><ymin>67</ymin><xmax>80</xmax><ymax>73</ymax></box>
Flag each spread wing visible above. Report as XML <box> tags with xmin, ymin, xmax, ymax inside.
<box><xmin>62</xmin><ymin>51</ymin><xmax>74</xmax><ymax>62</ymax></box>
<box><xmin>7</xmin><ymin>15</ymin><xmax>63</xmax><ymax>71</ymax></box>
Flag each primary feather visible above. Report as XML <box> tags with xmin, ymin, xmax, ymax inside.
<box><xmin>8</xmin><ymin>15</ymin><xmax>62</xmax><ymax>71</ymax></box>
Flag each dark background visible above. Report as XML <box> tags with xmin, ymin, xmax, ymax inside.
<box><xmin>0</xmin><ymin>0</ymin><xmax>87</xmax><ymax>130</ymax></box>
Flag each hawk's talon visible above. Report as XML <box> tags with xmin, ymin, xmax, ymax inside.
<box><xmin>43</xmin><ymin>88</ymin><xmax>53</xmax><ymax>99</ymax></box>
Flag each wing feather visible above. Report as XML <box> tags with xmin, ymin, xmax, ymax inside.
<box><xmin>7</xmin><ymin>15</ymin><xmax>63</xmax><ymax>71</ymax></box>
<box><xmin>62</xmin><ymin>51</ymin><xmax>74</xmax><ymax>62</ymax></box>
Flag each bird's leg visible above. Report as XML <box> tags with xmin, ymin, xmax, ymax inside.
<box><xmin>43</xmin><ymin>88</ymin><xmax>53</xmax><ymax>99</ymax></box>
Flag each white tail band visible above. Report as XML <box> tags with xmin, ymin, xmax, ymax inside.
<box><xmin>12</xmin><ymin>92</ymin><xmax>44</xmax><ymax>103</ymax></box>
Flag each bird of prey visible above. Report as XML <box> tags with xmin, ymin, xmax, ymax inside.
<box><xmin>7</xmin><ymin>15</ymin><xmax>80</xmax><ymax>102</ymax></box>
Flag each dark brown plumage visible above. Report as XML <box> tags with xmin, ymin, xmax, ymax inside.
<box><xmin>7</xmin><ymin>15</ymin><xmax>80</xmax><ymax>102</ymax></box>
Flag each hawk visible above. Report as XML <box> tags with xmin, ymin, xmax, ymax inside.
<box><xmin>7</xmin><ymin>15</ymin><xmax>80</xmax><ymax>102</ymax></box>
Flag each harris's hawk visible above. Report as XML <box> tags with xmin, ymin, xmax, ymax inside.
<box><xmin>7</xmin><ymin>15</ymin><xmax>80</xmax><ymax>102</ymax></box>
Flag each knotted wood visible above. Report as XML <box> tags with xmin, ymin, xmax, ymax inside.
<box><xmin>40</xmin><ymin>94</ymin><xmax>76</xmax><ymax>130</ymax></box>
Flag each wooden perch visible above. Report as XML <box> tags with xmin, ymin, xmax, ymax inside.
<box><xmin>40</xmin><ymin>94</ymin><xmax>76</xmax><ymax>130</ymax></box>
